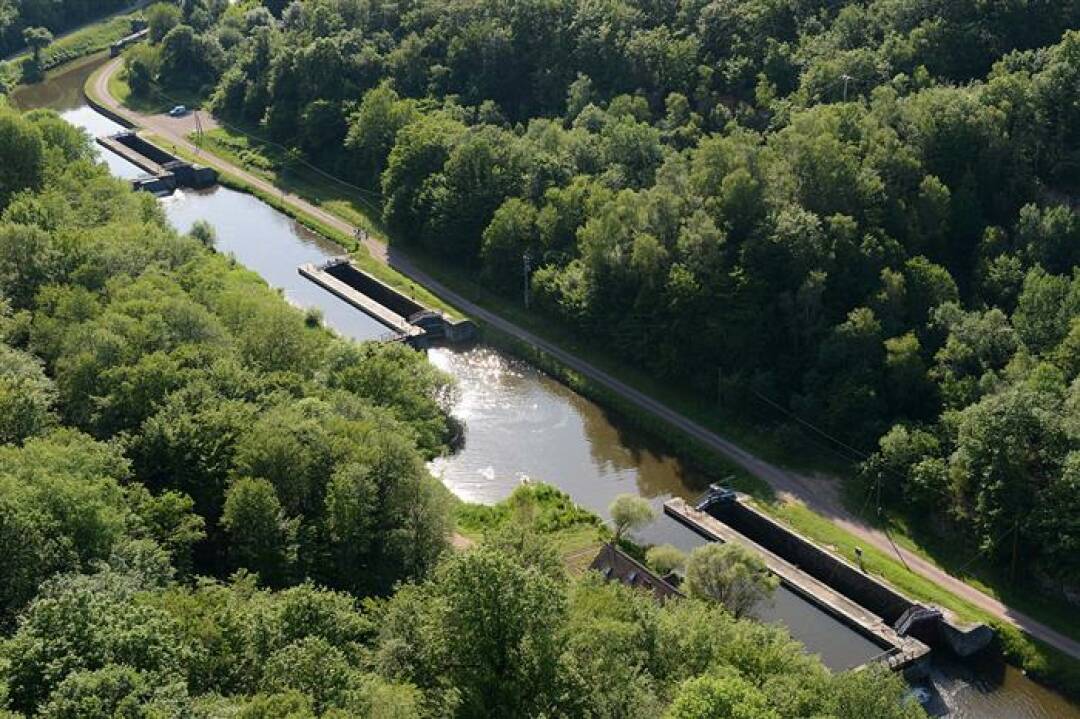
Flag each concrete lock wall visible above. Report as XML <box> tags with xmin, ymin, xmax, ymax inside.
<box><xmin>709</xmin><ymin>502</ymin><xmax>915</xmax><ymax>624</ymax></box>
<box><xmin>325</xmin><ymin>262</ymin><xmax>427</xmax><ymax>319</ymax></box>
<box><xmin>116</xmin><ymin>133</ymin><xmax>176</xmax><ymax>166</ymax></box>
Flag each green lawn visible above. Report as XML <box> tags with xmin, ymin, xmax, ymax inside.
<box><xmin>108</xmin><ymin>69</ymin><xmax>207</xmax><ymax>115</ymax></box>
<box><xmin>454</xmin><ymin>483</ymin><xmax>608</xmax><ymax>574</ymax></box>
<box><xmin>194</xmin><ymin>126</ymin><xmax>384</xmax><ymax>232</ymax></box>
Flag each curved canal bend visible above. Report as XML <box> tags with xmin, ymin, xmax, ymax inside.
<box><xmin>11</xmin><ymin>57</ymin><xmax>1079</xmax><ymax>718</ymax></box>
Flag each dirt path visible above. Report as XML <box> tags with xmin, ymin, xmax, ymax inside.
<box><xmin>90</xmin><ymin>57</ymin><xmax>1080</xmax><ymax>661</ymax></box>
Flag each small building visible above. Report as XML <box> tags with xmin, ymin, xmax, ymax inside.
<box><xmin>589</xmin><ymin>543</ymin><xmax>683</xmax><ymax>602</ymax></box>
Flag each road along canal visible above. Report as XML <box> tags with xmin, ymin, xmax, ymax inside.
<box><xmin>9</xmin><ymin>55</ymin><xmax>1079</xmax><ymax>718</ymax></box>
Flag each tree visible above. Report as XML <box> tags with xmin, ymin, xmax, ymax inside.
<box><xmin>0</xmin><ymin>111</ymin><xmax>44</xmax><ymax>210</ymax></box>
<box><xmin>221</xmin><ymin>477</ymin><xmax>298</xmax><ymax>587</ymax></box>
<box><xmin>667</xmin><ymin>671</ymin><xmax>780</xmax><ymax>719</ymax></box>
<box><xmin>323</xmin><ymin>462</ymin><xmax>378</xmax><ymax>591</ymax></box>
<box><xmin>481</xmin><ymin>198</ymin><xmax>540</xmax><ymax>292</ymax></box>
<box><xmin>0</xmin><ymin>430</ymin><xmax>138</xmax><ymax>627</ymax></box>
<box><xmin>2</xmin><ymin>568</ymin><xmax>185</xmax><ymax>713</ymax></box>
<box><xmin>38</xmin><ymin>665</ymin><xmax>190</xmax><ymax>719</ymax></box>
<box><xmin>0</xmin><ymin>344</ymin><xmax>55</xmax><ymax>444</ymax></box>
<box><xmin>609</xmin><ymin>494</ymin><xmax>655</xmax><ymax>541</ymax></box>
<box><xmin>948</xmin><ymin>383</ymin><xmax>1068</xmax><ymax>568</ymax></box>
<box><xmin>345</xmin><ymin>84</ymin><xmax>417</xmax><ymax>187</ymax></box>
<box><xmin>123</xmin><ymin>43</ymin><xmax>161</xmax><ymax>98</ymax></box>
<box><xmin>824</xmin><ymin>666</ymin><xmax>926</xmax><ymax>719</ymax></box>
<box><xmin>646</xmin><ymin>544</ymin><xmax>686</xmax><ymax>576</ymax></box>
<box><xmin>683</xmin><ymin>543</ymin><xmax>778</xmax><ymax>618</ymax></box>
<box><xmin>22</xmin><ymin>26</ymin><xmax>51</xmax><ymax>66</ymax></box>
<box><xmin>147</xmin><ymin>3</ymin><xmax>181</xmax><ymax>43</ymax></box>
<box><xmin>23</xmin><ymin>109</ymin><xmax>93</xmax><ymax>164</ymax></box>
<box><xmin>1030</xmin><ymin>452</ymin><xmax>1080</xmax><ymax>585</ymax></box>
<box><xmin>189</xmin><ymin>219</ymin><xmax>216</xmax><ymax>248</ymax></box>
<box><xmin>158</xmin><ymin>24</ymin><xmax>223</xmax><ymax>89</ymax></box>
<box><xmin>434</xmin><ymin>548</ymin><xmax>565</xmax><ymax>717</ymax></box>
<box><xmin>1013</xmin><ymin>267</ymin><xmax>1080</xmax><ymax>354</ymax></box>
<box><xmin>260</xmin><ymin>638</ymin><xmax>353</xmax><ymax>713</ymax></box>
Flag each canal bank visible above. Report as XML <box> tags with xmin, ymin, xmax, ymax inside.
<box><xmin>9</xmin><ymin>56</ymin><xmax>1080</xmax><ymax>717</ymax></box>
<box><xmin>100</xmin><ymin>65</ymin><xmax>1080</xmax><ymax>683</ymax></box>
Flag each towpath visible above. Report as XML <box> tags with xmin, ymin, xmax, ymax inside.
<box><xmin>91</xmin><ymin>56</ymin><xmax>1080</xmax><ymax>662</ymax></box>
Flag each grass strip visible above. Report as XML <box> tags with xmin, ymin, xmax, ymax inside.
<box><xmin>2</xmin><ymin>12</ymin><xmax>144</xmax><ymax>89</ymax></box>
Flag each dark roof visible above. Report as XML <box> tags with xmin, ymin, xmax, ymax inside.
<box><xmin>589</xmin><ymin>543</ymin><xmax>683</xmax><ymax>602</ymax></box>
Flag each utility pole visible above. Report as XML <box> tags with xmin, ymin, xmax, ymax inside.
<box><xmin>193</xmin><ymin>110</ymin><xmax>203</xmax><ymax>156</ymax></box>
<box><xmin>717</xmin><ymin>366</ymin><xmax>723</xmax><ymax>407</ymax></box>
<box><xmin>523</xmin><ymin>251</ymin><xmax>532</xmax><ymax>309</ymax></box>
<box><xmin>841</xmin><ymin>74</ymin><xmax>853</xmax><ymax>102</ymax></box>
<box><xmin>1010</xmin><ymin>519</ymin><xmax>1019</xmax><ymax>585</ymax></box>
<box><xmin>875</xmin><ymin>471</ymin><xmax>882</xmax><ymax>519</ymax></box>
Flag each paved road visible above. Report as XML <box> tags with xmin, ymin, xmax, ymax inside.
<box><xmin>91</xmin><ymin>57</ymin><xmax>1080</xmax><ymax>661</ymax></box>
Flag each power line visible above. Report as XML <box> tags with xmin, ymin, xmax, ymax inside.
<box><xmin>749</xmin><ymin>387</ymin><xmax>874</xmax><ymax>464</ymax></box>
<box><xmin>138</xmin><ymin>79</ymin><xmax>385</xmax><ymax>217</ymax></box>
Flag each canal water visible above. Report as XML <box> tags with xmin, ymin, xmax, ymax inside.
<box><xmin>163</xmin><ymin>188</ymin><xmax>388</xmax><ymax>342</ymax></box>
<box><xmin>11</xmin><ymin>56</ymin><xmax>1080</xmax><ymax>717</ymax></box>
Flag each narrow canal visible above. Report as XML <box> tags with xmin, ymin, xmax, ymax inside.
<box><xmin>11</xmin><ymin>56</ymin><xmax>1080</xmax><ymax>718</ymax></box>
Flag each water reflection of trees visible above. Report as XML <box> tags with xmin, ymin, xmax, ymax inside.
<box><xmin>560</xmin><ymin>376</ymin><xmax>711</xmax><ymax>500</ymax></box>
<box><xmin>434</xmin><ymin>343</ymin><xmax>713</xmax><ymax>503</ymax></box>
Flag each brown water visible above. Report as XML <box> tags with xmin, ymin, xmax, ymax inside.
<box><xmin>15</xmin><ymin>55</ymin><xmax>1080</xmax><ymax>717</ymax></box>
<box><xmin>8</xmin><ymin>55</ymin><xmax>102</xmax><ymax>111</ymax></box>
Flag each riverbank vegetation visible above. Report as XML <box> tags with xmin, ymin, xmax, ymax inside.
<box><xmin>0</xmin><ymin>0</ymin><xmax>133</xmax><ymax>57</ymax></box>
<box><xmin>0</xmin><ymin>3</ymin><xmax>146</xmax><ymax>90</ymax></box>
<box><xmin>125</xmin><ymin>0</ymin><xmax>1080</xmax><ymax>617</ymax></box>
<box><xmin>0</xmin><ymin>104</ymin><xmax>927</xmax><ymax>716</ymax></box>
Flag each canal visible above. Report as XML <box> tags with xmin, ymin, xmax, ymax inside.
<box><xmin>11</xmin><ymin>56</ymin><xmax>1080</xmax><ymax>718</ymax></box>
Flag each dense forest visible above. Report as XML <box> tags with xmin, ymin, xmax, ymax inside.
<box><xmin>123</xmin><ymin>0</ymin><xmax>1080</xmax><ymax>596</ymax></box>
<box><xmin>0</xmin><ymin>0</ymin><xmax>133</xmax><ymax>57</ymax></box>
<box><xmin>0</xmin><ymin>103</ymin><xmax>927</xmax><ymax>716</ymax></box>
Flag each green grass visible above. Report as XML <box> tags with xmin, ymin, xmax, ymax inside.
<box><xmin>765</xmin><ymin>500</ymin><xmax>983</xmax><ymax>622</ymax></box>
<box><xmin>996</xmin><ymin>624</ymin><xmax>1080</xmax><ymax>701</ymax></box>
<box><xmin>454</xmin><ymin>483</ymin><xmax>608</xmax><ymax>573</ymax></box>
<box><xmin>108</xmin><ymin>69</ymin><xmax>207</xmax><ymax>115</ymax></box>
<box><xmin>865</xmin><ymin>505</ymin><xmax>1080</xmax><ymax>645</ymax></box>
<box><xmin>196</xmin><ymin>126</ymin><xmax>384</xmax><ymax>229</ymax></box>
<box><xmin>106</xmin><ymin>66</ymin><xmax>130</xmax><ymax>105</ymax></box>
<box><xmin>764</xmin><ymin>499</ymin><xmax>1080</xmax><ymax>700</ymax></box>
<box><xmin>1</xmin><ymin>12</ymin><xmax>143</xmax><ymax>89</ymax></box>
